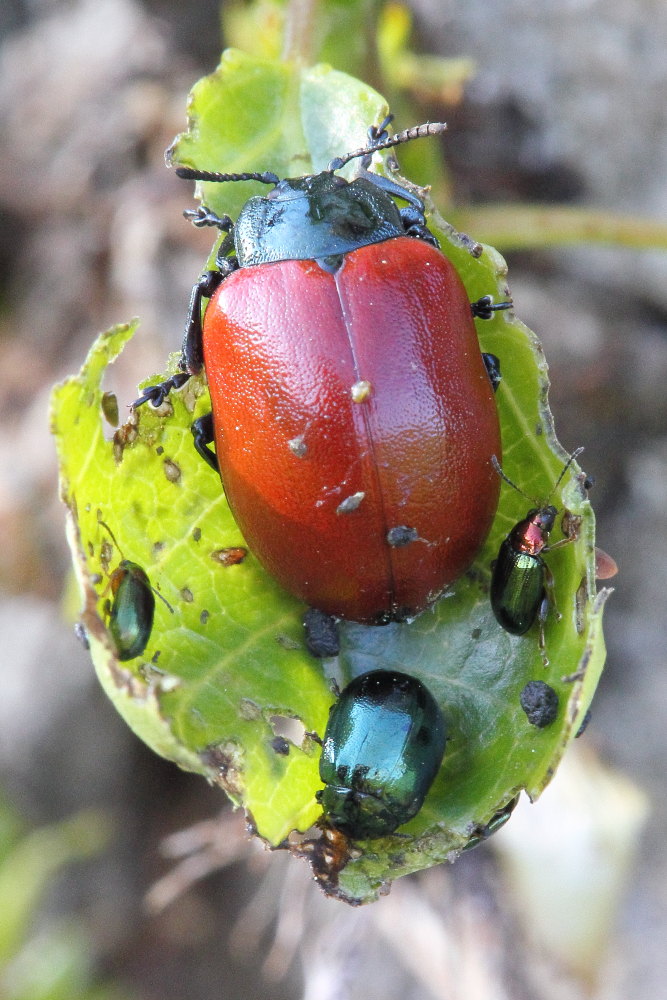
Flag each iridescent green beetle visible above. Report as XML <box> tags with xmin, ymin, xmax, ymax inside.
<box><xmin>317</xmin><ymin>670</ymin><xmax>446</xmax><ymax>839</ymax></box>
<box><xmin>107</xmin><ymin>560</ymin><xmax>155</xmax><ymax>661</ymax></box>
<box><xmin>490</xmin><ymin>449</ymin><xmax>584</xmax><ymax>655</ymax></box>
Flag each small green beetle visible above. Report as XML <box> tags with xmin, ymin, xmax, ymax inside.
<box><xmin>490</xmin><ymin>449</ymin><xmax>584</xmax><ymax>656</ymax></box>
<box><xmin>317</xmin><ymin>670</ymin><xmax>446</xmax><ymax>839</ymax></box>
<box><xmin>108</xmin><ymin>560</ymin><xmax>155</xmax><ymax>661</ymax></box>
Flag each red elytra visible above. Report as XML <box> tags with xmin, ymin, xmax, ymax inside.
<box><xmin>202</xmin><ymin>236</ymin><xmax>501</xmax><ymax>624</ymax></box>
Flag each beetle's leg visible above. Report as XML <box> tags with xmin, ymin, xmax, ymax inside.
<box><xmin>356</xmin><ymin>118</ymin><xmax>447</xmax><ymax>248</ymax></box>
<box><xmin>132</xmin><ymin>369</ymin><xmax>192</xmax><ymax>409</ymax></box>
<box><xmin>132</xmin><ymin>269</ymin><xmax>224</xmax><ymax>409</ymax></box>
<box><xmin>184</xmin><ymin>207</ymin><xmax>234</xmax><ymax>232</ymax></box>
<box><xmin>398</xmin><ymin>205</ymin><xmax>440</xmax><ymax>247</ymax></box>
<box><xmin>482</xmin><ymin>352</ymin><xmax>502</xmax><ymax>392</ymax></box>
<box><xmin>537</xmin><ymin>593</ymin><xmax>551</xmax><ymax>666</ymax></box>
<box><xmin>182</xmin><ymin>214</ymin><xmax>237</xmax><ymax>370</ymax></box>
<box><xmin>471</xmin><ymin>295</ymin><xmax>514</xmax><ymax>319</ymax></box>
<box><xmin>549</xmin><ymin>517</ymin><xmax>581</xmax><ymax>548</ymax></box>
<box><xmin>358</xmin><ymin>114</ymin><xmax>394</xmax><ymax>170</ymax></box>
<box><xmin>133</xmin><ymin>265</ymin><xmax>235</xmax><ymax>409</ymax></box>
<box><xmin>191</xmin><ymin>412</ymin><xmax>219</xmax><ymax>473</ymax></box>
<box><xmin>537</xmin><ymin>564</ymin><xmax>560</xmax><ymax>666</ymax></box>
<box><xmin>358</xmin><ymin>171</ymin><xmax>442</xmax><ymax>246</ymax></box>
<box><xmin>133</xmin><ymin>220</ymin><xmax>238</xmax><ymax>409</ymax></box>
<box><xmin>543</xmin><ymin>564</ymin><xmax>560</xmax><ymax>619</ymax></box>
<box><xmin>363</xmin><ymin>171</ymin><xmax>426</xmax><ymax>211</ymax></box>
<box><xmin>303</xmin><ymin>608</ymin><xmax>340</xmax><ymax>658</ymax></box>
<box><xmin>368</xmin><ymin>115</ymin><xmax>393</xmax><ymax>147</ymax></box>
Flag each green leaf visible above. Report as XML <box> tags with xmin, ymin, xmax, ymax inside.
<box><xmin>51</xmin><ymin>54</ymin><xmax>609</xmax><ymax>904</ymax></box>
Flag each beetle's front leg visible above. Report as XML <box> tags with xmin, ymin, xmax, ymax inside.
<box><xmin>180</xmin><ymin>269</ymin><xmax>225</xmax><ymax>373</ymax></box>
<box><xmin>133</xmin><ymin>219</ymin><xmax>237</xmax><ymax>410</ymax></box>
<box><xmin>191</xmin><ymin>412</ymin><xmax>219</xmax><ymax>473</ymax></box>
<box><xmin>132</xmin><ymin>270</ymin><xmax>224</xmax><ymax>409</ymax></box>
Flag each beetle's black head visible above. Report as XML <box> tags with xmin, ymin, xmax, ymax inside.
<box><xmin>527</xmin><ymin>505</ymin><xmax>558</xmax><ymax>533</ymax></box>
<box><xmin>234</xmin><ymin>172</ymin><xmax>406</xmax><ymax>267</ymax></box>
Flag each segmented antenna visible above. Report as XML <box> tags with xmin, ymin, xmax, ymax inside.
<box><xmin>328</xmin><ymin>122</ymin><xmax>447</xmax><ymax>172</ymax></box>
<box><xmin>175</xmin><ymin>167</ymin><xmax>279</xmax><ymax>185</ymax></box>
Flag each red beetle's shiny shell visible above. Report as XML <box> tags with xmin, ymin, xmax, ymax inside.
<box><xmin>202</xmin><ymin>236</ymin><xmax>500</xmax><ymax>623</ymax></box>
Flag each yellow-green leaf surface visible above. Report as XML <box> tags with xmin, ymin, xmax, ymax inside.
<box><xmin>51</xmin><ymin>52</ymin><xmax>610</xmax><ymax>904</ymax></box>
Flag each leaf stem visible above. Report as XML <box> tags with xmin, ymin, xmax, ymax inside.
<box><xmin>282</xmin><ymin>0</ymin><xmax>319</xmax><ymax>64</ymax></box>
<box><xmin>450</xmin><ymin>204</ymin><xmax>667</xmax><ymax>252</ymax></box>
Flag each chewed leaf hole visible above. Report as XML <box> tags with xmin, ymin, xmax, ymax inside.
<box><xmin>269</xmin><ymin>715</ymin><xmax>307</xmax><ymax>750</ymax></box>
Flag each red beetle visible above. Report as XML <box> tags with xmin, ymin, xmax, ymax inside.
<box><xmin>136</xmin><ymin>118</ymin><xmax>510</xmax><ymax>627</ymax></box>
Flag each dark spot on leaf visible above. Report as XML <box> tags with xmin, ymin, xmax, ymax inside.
<box><xmin>201</xmin><ymin>743</ymin><xmax>244</xmax><ymax>799</ymax></box>
<box><xmin>192</xmin><ymin>527</ymin><xmax>201</xmax><ymax>542</ymax></box>
<box><xmin>180</xmin><ymin>587</ymin><xmax>193</xmax><ymax>603</ymax></box>
<box><xmin>275</xmin><ymin>633</ymin><xmax>301</xmax><ymax>650</ymax></box>
<box><xmin>240</xmin><ymin>699</ymin><xmax>262</xmax><ymax>721</ymax></box>
<box><xmin>100</xmin><ymin>540</ymin><xmax>113</xmax><ymax>571</ymax></box>
<box><xmin>112</xmin><ymin>413</ymin><xmax>138</xmax><ymax>462</ymax></box>
<box><xmin>388</xmin><ymin>852</ymin><xmax>406</xmax><ymax>866</ymax></box>
<box><xmin>156</xmin><ymin>445</ymin><xmax>164</xmax><ymax>455</ymax></box>
<box><xmin>200</xmin><ymin>609</ymin><xmax>209</xmax><ymax>625</ymax></box>
<box><xmin>211</xmin><ymin>546</ymin><xmax>248</xmax><ymax>567</ymax></box>
<box><xmin>271</xmin><ymin>736</ymin><xmax>290</xmax><ymax>756</ymax></box>
<box><xmin>163</xmin><ymin>459</ymin><xmax>181</xmax><ymax>483</ymax></box>
<box><xmin>101</xmin><ymin>391</ymin><xmax>119</xmax><ymax>427</ymax></box>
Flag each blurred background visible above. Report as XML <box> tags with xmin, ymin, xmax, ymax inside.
<box><xmin>1</xmin><ymin>1</ymin><xmax>666</xmax><ymax>997</ymax></box>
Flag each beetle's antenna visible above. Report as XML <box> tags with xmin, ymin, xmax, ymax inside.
<box><xmin>97</xmin><ymin>515</ymin><xmax>122</xmax><ymax>554</ymax></box>
<box><xmin>492</xmin><ymin>448</ymin><xmax>585</xmax><ymax>504</ymax></box>
<box><xmin>491</xmin><ymin>456</ymin><xmax>528</xmax><ymax>498</ymax></box>
<box><xmin>97</xmin><ymin>515</ymin><xmax>173</xmax><ymax>612</ymax></box>
<box><xmin>328</xmin><ymin>122</ymin><xmax>447</xmax><ymax>172</ymax></box>
<box><xmin>545</xmin><ymin>447</ymin><xmax>585</xmax><ymax>503</ymax></box>
<box><xmin>175</xmin><ymin>167</ymin><xmax>279</xmax><ymax>186</ymax></box>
